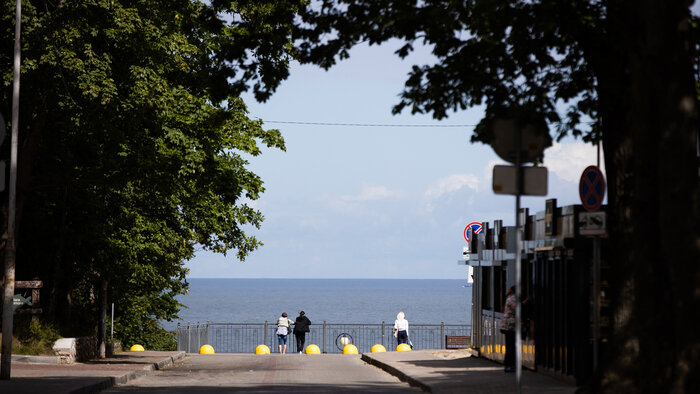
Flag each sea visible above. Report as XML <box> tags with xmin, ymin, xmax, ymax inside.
<box><xmin>163</xmin><ymin>279</ymin><xmax>472</xmax><ymax>331</ymax></box>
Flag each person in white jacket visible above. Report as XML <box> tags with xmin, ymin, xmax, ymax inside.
<box><xmin>276</xmin><ymin>312</ymin><xmax>294</xmax><ymax>354</ymax></box>
<box><xmin>393</xmin><ymin>311</ymin><xmax>409</xmax><ymax>345</ymax></box>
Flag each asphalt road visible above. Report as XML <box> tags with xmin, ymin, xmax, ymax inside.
<box><xmin>101</xmin><ymin>353</ymin><xmax>420</xmax><ymax>393</ymax></box>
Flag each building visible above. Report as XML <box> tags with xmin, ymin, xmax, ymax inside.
<box><xmin>458</xmin><ymin>199</ymin><xmax>609</xmax><ymax>385</ymax></box>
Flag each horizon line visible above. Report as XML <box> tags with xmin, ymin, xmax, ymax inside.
<box><xmin>186</xmin><ymin>277</ymin><xmax>468</xmax><ymax>280</ymax></box>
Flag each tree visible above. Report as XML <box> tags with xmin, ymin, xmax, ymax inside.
<box><xmin>0</xmin><ymin>0</ymin><xmax>304</xmax><ymax>347</ymax></box>
<box><xmin>293</xmin><ymin>1</ymin><xmax>699</xmax><ymax>392</ymax></box>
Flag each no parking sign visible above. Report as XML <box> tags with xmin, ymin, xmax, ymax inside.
<box><xmin>463</xmin><ymin>222</ymin><xmax>483</xmax><ymax>243</ymax></box>
<box><xmin>579</xmin><ymin>166</ymin><xmax>605</xmax><ymax>211</ymax></box>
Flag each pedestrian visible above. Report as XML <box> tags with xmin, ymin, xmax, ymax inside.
<box><xmin>276</xmin><ymin>312</ymin><xmax>294</xmax><ymax>354</ymax></box>
<box><xmin>293</xmin><ymin>311</ymin><xmax>311</xmax><ymax>354</ymax></box>
<box><xmin>500</xmin><ymin>286</ymin><xmax>516</xmax><ymax>372</ymax></box>
<box><xmin>393</xmin><ymin>311</ymin><xmax>409</xmax><ymax>345</ymax></box>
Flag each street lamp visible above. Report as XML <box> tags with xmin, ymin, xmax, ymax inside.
<box><xmin>487</xmin><ymin>114</ymin><xmax>549</xmax><ymax>394</ymax></box>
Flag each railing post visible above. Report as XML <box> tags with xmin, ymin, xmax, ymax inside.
<box><xmin>206</xmin><ymin>321</ymin><xmax>210</xmax><ymax>347</ymax></box>
<box><xmin>323</xmin><ymin>321</ymin><xmax>327</xmax><ymax>354</ymax></box>
<box><xmin>187</xmin><ymin>322</ymin><xmax>191</xmax><ymax>353</ymax></box>
<box><xmin>264</xmin><ymin>321</ymin><xmax>268</xmax><ymax>348</ymax></box>
<box><xmin>381</xmin><ymin>321</ymin><xmax>385</xmax><ymax>349</ymax></box>
<box><xmin>197</xmin><ymin>322</ymin><xmax>201</xmax><ymax>351</ymax></box>
<box><xmin>441</xmin><ymin>322</ymin><xmax>445</xmax><ymax>349</ymax></box>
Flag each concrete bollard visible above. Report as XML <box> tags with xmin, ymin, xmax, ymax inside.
<box><xmin>255</xmin><ymin>344</ymin><xmax>270</xmax><ymax>355</ymax></box>
<box><xmin>342</xmin><ymin>344</ymin><xmax>358</xmax><ymax>354</ymax></box>
<box><xmin>199</xmin><ymin>344</ymin><xmax>215</xmax><ymax>354</ymax></box>
<box><xmin>305</xmin><ymin>344</ymin><xmax>321</xmax><ymax>354</ymax></box>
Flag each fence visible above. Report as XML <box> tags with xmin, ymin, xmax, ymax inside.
<box><xmin>177</xmin><ymin>322</ymin><xmax>471</xmax><ymax>354</ymax></box>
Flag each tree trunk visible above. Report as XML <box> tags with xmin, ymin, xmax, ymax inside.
<box><xmin>596</xmin><ymin>2</ymin><xmax>700</xmax><ymax>392</ymax></box>
<box><xmin>99</xmin><ymin>278</ymin><xmax>107</xmax><ymax>359</ymax></box>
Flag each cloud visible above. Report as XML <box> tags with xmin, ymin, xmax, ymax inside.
<box><xmin>424</xmin><ymin>174</ymin><xmax>479</xmax><ymax>200</ymax></box>
<box><xmin>340</xmin><ymin>184</ymin><xmax>405</xmax><ymax>202</ymax></box>
<box><xmin>544</xmin><ymin>142</ymin><xmax>604</xmax><ymax>183</ymax></box>
<box><xmin>320</xmin><ymin>184</ymin><xmax>407</xmax><ymax>218</ymax></box>
<box><xmin>423</xmin><ymin>173</ymin><xmax>480</xmax><ymax>214</ymax></box>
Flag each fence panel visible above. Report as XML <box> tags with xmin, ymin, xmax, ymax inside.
<box><xmin>177</xmin><ymin>322</ymin><xmax>470</xmax><ymax>354</ymax></box>
<box><xmin>177</xmin><ymin>322</ymin><xmax>210</xmax><ymax>353</ymax></box>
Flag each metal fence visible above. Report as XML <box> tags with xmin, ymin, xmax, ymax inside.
<box><xmin>177</xmin><ymin>322</ymin><xmax>471</xmax><ymax>354</ymax></box>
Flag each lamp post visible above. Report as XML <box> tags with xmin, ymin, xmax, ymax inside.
<box><xmin>489</xmin><ymin>117</ymin><xmax>549</xmax><ymax>394</ymax></box>
<box><xmin>1</xmin><ymin>0</ymin><xmax>22</xmax><ymax>380</ymax></box>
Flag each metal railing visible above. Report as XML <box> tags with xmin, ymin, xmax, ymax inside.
<box><xmin>177</xmin><ymin>321</ymin><xmax>471</xmax><ymax>354</ymax></box>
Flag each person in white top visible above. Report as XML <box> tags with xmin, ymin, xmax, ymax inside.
<box><xmin>276</xmin><ymin>312</ymin><xmax>295</xmax><ymax>354</ymax></box>
<box><xmin>393</xmin><ymin>311</ymin><xmax>409</xmax><ymax>345</ymax></box>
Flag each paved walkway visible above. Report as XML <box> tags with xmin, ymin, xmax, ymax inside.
<box><xmin>102</xmin><ymin>352</ymin><xmax>415</xmax><ymax>393</ymax></box>
<box><xmin>0</xmin><ymin>351</ymin><xmax>185</xmax><ymax>394</ymax></box>
<box><xmin>364</xmin><ymin>350</ymin><xmax>577</xmax><ymax>394</ymax></box>
<box><xmin>0</xmin><ymin>349</ymin><xmax>578</xmax><ymax>393</ymax></box>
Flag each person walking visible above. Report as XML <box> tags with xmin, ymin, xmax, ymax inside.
<box><xmin>393</xmin><ymin>311</ymin><xmax>409</xmax><ymax>345</ymax></box>
<box><xmin>501</xmin><ymin>286</ymin><xmax>516</xmax><ymax>372</ymax></box>
<box><xmin>293</xmin><ymin>311</ymin><xmax>311</xmax><ymax>354</ymax></box>
<box><xmin>276</xmin><ymin>312</ymin><xmax>294</xmax><ymax>354</ymax></box>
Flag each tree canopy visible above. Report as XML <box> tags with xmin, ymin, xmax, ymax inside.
<box><xmin>1</xmin><ymin>2</ymin><xmax>698</xmax><ymax>391</ymax></box>
<box><xmin>293</xmin><ymin>1</ymin><xmax>699</xmax><ymax>392</ymax></box>
<box><xmin>0</xmin><ymin>0</ymin><xmax>304</xmax><ymax>347</ymax></box>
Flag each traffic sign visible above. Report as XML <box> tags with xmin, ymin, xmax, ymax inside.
<box><xmin>492</xmin><ymin>165</ymin><xmax>548</xmax><ymax>196</ymax></box>
<box><xmin>489</xmin><ymin>119</ymin><xmax>549</xmax><ymax>164</ymax></box>
<box><xmin>463</xmin><ymin>222</ymin><xmax>483</xmax><ymax>243</ymax></box>
<box><xmin>579</xmin><ymin>212</ymin><xmax>607</xmax><ymax>236</ymax></box>
<box><xmin>579</xmin><ymin>166</ymin><xmax>605</xmax><ymax>211</ymax></box>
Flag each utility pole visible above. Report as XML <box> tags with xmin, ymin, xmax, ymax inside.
<box><xmin>1</xmin><ymin>0</ymin><xmax>22</xmax><ymax>380</ymax></box>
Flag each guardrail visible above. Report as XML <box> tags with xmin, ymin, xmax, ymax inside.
<box><xmin>177</xmin><ymin>322</ymin><xmax>471</xmax><ymax>354</ymax></box>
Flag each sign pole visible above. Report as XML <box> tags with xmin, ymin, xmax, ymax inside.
<box><xmin>595</xmin><ymin>139</ymin><xmax>602</xmax><ymax>370</ymax></box>
<box><xmin>1</xmin><ymin>0</ymin><xmax>22</xmax><ymax>380</ymax></box>
<box><xmin>514</xmin><ymin>128</ymin><xmax>522</xmax><ymax>394</ymax></box>
<box><xmin>593</xmin><ymin>236</ymin><xmax>600</xmax><ymax>372</ymax></box>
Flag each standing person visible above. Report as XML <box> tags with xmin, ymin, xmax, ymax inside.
<box><xmin>393</xmin><ymin>311</ymin><xmax>409</xmax><ymax>345</ymax></box>
<box><xmin>276</xmin><ymin>312</ymin><xmax>294</xmax><ymax>354</ymax></box>
<box><xmin>293</xmin><ymin>311</ymin><xmax>311</xmax><ymax>354</ymax></box>
<box><xmin>501</xmin><ymin>286</ymin><xmax>516</xmax><ymax>372</ymax></box>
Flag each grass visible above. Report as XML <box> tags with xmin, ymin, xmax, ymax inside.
<box><xmin>0</xmin><ymin>318</ymin><xmax>62</xmax><ymax>356</ymax></box>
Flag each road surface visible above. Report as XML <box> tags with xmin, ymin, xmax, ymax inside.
<box><xmin>102</xmin><ymin>353</ymin><xmax>419</xmax><ymax>393</ymax></box>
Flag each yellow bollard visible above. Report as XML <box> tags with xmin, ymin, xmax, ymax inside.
<box><xmin>342</xmin><ymin>344</ymin><xmax>358</xmax><ymax>354</ymax></box>
<box><xmin>305</xmin><ymin>344</ymin><xmax>321</xmax><ymax>354</ymax></box>
<box><xmin>199</xmin><ymin>344</ymin><xmax>215</xmax><ymax>354</ymax></box>
<box><xmin>396</xmin><ymin>343</ymin><xmax>412</xmax><ymax>352</ymax></box>
<box><xmin>130</xmin><ymin>344</ymin><xmax>145</xmax><ymax>351</ymax></box>
<box><xmin>370</xmin><ymin>344</ymin><xmax>386</xmax><ymax>353</ymax></box>
<box><xmin>254</xmin><ymin>344</ymin><xmax>270</xmax><ymax>355</ymax></box>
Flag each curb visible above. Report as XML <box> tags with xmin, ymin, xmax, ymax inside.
<box><xmin>66</xmin><ymin>351</ymin><xmax>186</xmax><ymax>394</ymax></box>
<box><xmin>10</xmin><ymin>354</ymin><xmax>60</xmax><ymax>364</ymax></box>
<box><xmin>360</xmin><ymin>353</ymin><xmax>431</xmax><ymax>392</ymax></box>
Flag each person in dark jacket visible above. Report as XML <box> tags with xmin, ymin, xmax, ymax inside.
<box><xmin>501</xmin><ymin>286</ymin><xmax>516</xmax><ymax>372</ymax></box>
<box><xmin>293</xmin><ymin>311</ymin><xmax>311</xmax><ymax>354</ymax></box>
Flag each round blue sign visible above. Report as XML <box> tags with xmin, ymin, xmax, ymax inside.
<box><xmin>579</xmin><ymin>166</ymin><xmax>605</xmax><ymax>211</ymax></box>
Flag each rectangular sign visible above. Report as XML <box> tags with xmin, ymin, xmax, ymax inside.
<box><xmin>545</xmin><ymin>198</ymin><xmax>557</xmax><ymax>236</ymax></box>
<box><xmin>492</xmin><ymin>165</ymin><xmax>548</xmax><ymax>196</ymax></box>
<box><xmin>579</xmin><ymin>211</ymin><xmax>606</xmax><ymax>236</ymax></box>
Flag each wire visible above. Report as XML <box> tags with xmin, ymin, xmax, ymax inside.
<box><xmin>260</xmin><ymin>120</ymin><xmax>478</xmax><ymax>128</ymax></box>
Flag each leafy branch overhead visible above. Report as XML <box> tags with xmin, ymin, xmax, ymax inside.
<box><xmin>294</xmin><ymin>0</ymin><xmax>603</xmax><ymax>143</ymax></box>
<box><xmin>0</xmin><ymin>0</ymin><xmax>303</xmax><ymax>348</ymax></box>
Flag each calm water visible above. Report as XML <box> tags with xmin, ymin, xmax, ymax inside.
<box><xmin>163</xmin><ymin>279</ymin><xmax>472</xmax><ymax>330</ymax></box>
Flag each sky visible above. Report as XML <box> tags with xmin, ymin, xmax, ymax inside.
<box><xmin>185</xmin><ymin>38</ymin><xmax>606</xmax><ymax>280</ymax></box>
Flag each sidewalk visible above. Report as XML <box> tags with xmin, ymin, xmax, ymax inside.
<box><xmin>362</xmin><ymin>349</ymin><xmax>578</xmax><ymax>393</ymax></box>
<box><xmin>0</xmin><ymin>350</ymin><xmax>185</xmax><ymax>394</ymax></box>
<box><xmin>0</xmin><ymin>349</ymin><xmax>578</xmax><ymax>393</ymax></box>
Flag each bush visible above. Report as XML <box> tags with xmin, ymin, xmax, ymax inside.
<box><xmin>13</xmin><ymin>318</ymin><xmax>61</xmax><ymax>355</ymax></box>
